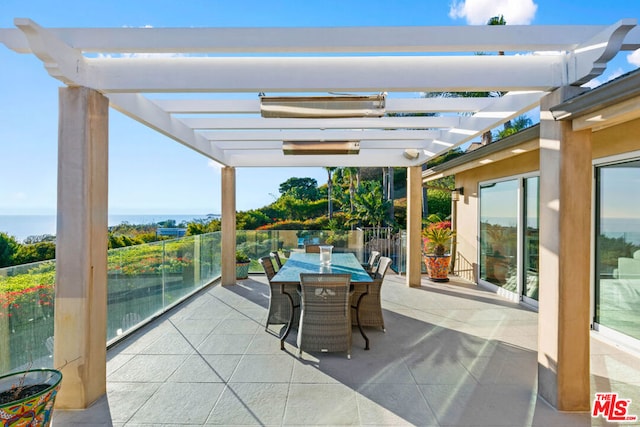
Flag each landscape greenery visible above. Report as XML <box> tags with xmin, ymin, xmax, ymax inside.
<box><xmin>0</xmin><ymin>166</ymin><xmax>454</xmax><ymax>269</ymax></box>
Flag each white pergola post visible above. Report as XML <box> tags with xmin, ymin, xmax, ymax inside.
<box><xmin>407</xmin><ymin>166</ymin><xmax>423</xmax><ymax>287</ymax></box>
<box><xmin>538</xmin><ymin>86</ymin><xmax>592</xmax><ymax>410</ymax></box>
<box><xmin>221</xmin><ymin>167</ymin><xmax>237</xmax><ymax>286</ymax></box>
<box><xmin>55</xmin><ymin>86</ymin><xmax>109</xmax><ymax>409</ymax></box>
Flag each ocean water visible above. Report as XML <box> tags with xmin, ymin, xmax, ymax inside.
<box><xmin>0</xmin><ymin>214</ymin><xmax>219</xmax><ymax>242</ymax></box>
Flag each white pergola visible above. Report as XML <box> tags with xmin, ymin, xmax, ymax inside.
<box><xmin>2</xmin><ymin>18</ymin><xmax>639</xmax><ymax>167</ymax></box>
<box><xmin>2</xmin><ymin>18</ymin><xmax>640</xmax><ymax>412</ymax></box>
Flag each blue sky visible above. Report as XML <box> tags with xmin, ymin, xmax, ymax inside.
<box><xmin>0</xmin><ymin>0</ymin><xmax>639</xmax><ymax>215</ymax></box>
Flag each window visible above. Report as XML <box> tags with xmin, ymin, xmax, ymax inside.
<box><xmin>595</xmin><ymin>160</ymin><xmax>640</xmax><ymax>340</ymax></box>
<box><xmin>479</xmin><ymin>180</ymin><xmax>519</xmax><ymax>291</ymax></box>
<box><xmin>523</xmin><ymin>177</ymin><xmax>539</xmax><ymax>301</ymax></box>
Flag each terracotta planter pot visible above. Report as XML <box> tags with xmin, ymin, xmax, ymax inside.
<box><xmin>0</xmin><ymin>368</ymin><xmax>62</xmax><ymax>427</ymax></box>
<box><xmin>424</xmin><ymin>255</ymin><xmax>451</xmax><ymax>282</ymax></box>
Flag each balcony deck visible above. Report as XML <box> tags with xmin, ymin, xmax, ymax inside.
<box><xmin>53</xmin><ymin>274</ymin><xmax>640</xmax><ymax>426</ymax></box>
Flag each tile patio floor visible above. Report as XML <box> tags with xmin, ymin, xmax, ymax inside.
<box><xmin>53</xmin><ymin>274</ymin><xmax>640</xmax><ymax>426</ymax></box>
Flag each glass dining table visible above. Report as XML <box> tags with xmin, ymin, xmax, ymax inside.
<box><xmin>271</xmin><ymin>252</ymin><xmax>374</xmax><ymax>351</ymax></box>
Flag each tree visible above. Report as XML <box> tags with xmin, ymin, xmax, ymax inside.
<box><xmin>13</xmin><ymin>241</ymin><xmax>56</xmax><ymax>264</ymax></box>
<box><xmin>343</xmin><ymin>167</ymin><xmax>359</xmax><ymax>214</ymax></box>
<box><xmin>23</xmin><ymin>234</ymin><xmax>56</xmax><ymax>244</ymax></box>
<box><xmin>236</xmin><ymin>209</ymin><xmax>271</xmax><ymax>230</ymax></box>
<box><xmin>495</xmin><ymin>115</ymin><xmax>534</xmax><ymax>139</ymax></box>
<box><xmin>324</xmin><ymin>167</ymin><xmax>337</xmax><ymax>219</ymax></box>
<box><xmin>349</xmin><ymin>181</ymin><xmax>392</xmax><ymax>228</ymax></box>
<box><xmin>0</xmin><ymin>232</ymin><xmax>19</xmax><ymax>267</ymax></box>
<box><xmin>278</xmin><ymin>177</ymin><xmax>320</xmax><ymax>201</ymax></box>
<box><xmin>186</xmin><ymin>218</ymin><xmax>221</xmax><ymax>235</ymax></box>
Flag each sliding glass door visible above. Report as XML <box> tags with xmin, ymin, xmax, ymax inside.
<box><xmin>523</xmin><ymin>177</ymin><xmax>539</xmax><ymax>302</ymax></box>
<box><xmin>479</xmin><ymin>180</ymin><xmax>519</xmax><ymax>292</ymax></box>
<box><xmin>479</xmin><ymin>175</ymin><xmax>539</xmax><ymax>304</ymax></box>
<box><xmin>595</xmin><ymin>160</ymin><xmax>640</xmax><ymax>340</ymax></box>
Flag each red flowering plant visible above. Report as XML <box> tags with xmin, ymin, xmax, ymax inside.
<box><xmin>0</xmin><ymin>284</ymin><xmax>54</xmax><ymax>320</ymax></box>
<box><xmin>422</xmin><ymin>220</ymin><xmax>455</xmax><ymax>257</ymax></box>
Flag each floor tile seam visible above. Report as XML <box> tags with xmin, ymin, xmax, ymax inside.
<box><xmin>203</xmin><ymin>382</ymin><xmax>232</xmax><ymax>426</ymax></box>
<box><xmin>136</xmin><ymin>349</ymin><xmax>197</xmax><ymax>356</ymax></box>
<box><xmin>206</xmin><ymin>291</ymin><xmax>268</xmax><ymax>331</ymax></box>
<box><xmin>412</xmin><ymin>379</ymin><xmax>443</xmax><ymax>427</ymax></box>
<box><xmin>166</xmin><ymin>317</ymin><xmax>236</xmax><ymax>384</ymax></box>
<box><xmin>203</xmin><ymin>383</ymin><xmax>288</xmax><ymax>425</ymax></box>
<box><xmin>111</xmin><ymin>378</ymin><xmax>162</xmax><ymax>426</ymax></box>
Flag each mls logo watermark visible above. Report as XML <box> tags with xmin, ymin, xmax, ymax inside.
<box><xmin>592</xmin><ymin>393</ymin><xmax>638</xmax><ymax>423</ymax></box>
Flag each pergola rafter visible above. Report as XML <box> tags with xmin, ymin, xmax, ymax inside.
<box><xmin>1</xmin><ymin>18</ymin><xmax>638</xmax><ymax>168</ymax></box>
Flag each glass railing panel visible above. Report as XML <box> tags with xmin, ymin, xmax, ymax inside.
<box><xmin>0</xmin><ymin>261</ymin><xmax>56</xmax><ymax>373</ymax></box>
<box><xmin>198</xmin><ymin>232</ymin><xmax>221</xmax><ymax>284</ymax></box>
<box><xmin>107</xmin><ymin>241</ymin><xmax>165</xmax><ymax>340</ymax></box>
<box><xmin>162</xmin><ymin>236</ymin><xmax>198</xmax><ymax>306</ymax></box>
<box><xmin>237</xmin><ymin>229</ymin><xmax>366</xmax><ymax>274</ymax></box>
<box><xmin>1</xmin><ymin>227</ymin><xmax>414</xmax><ymax>375</ymax></box>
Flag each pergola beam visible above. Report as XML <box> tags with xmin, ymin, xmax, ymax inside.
<box><xmin>199</xmin><ymin>130</ymin><xmax>442</xmax><ymax>142</ymax></box>
<box><xmin>182</xmin><ymin>116</ymin><xmax>461</xmax><ymax>130</ymax></box>
<box><xmin>439</xmin><ymin>91</ymin><xmax>548</xmax><ymax>146</ymax></box>
<box><xmin>107</xmin><ymin>93</ymin><xmax>228</xmax><ymax>164</ymax></box>
<box><xmin>224</xmin><ymin>149</ymin><xmax>432</xmax><ymax>167</ymax></box>
<box><xmin>153</xmin><ymin>97</ymin><xmax>495</xmax><ymax>114</ymax></box>
<box><xmin>3</xmin><ymin>24</ymin><xmax>638</xmax><ymax>54</ymax></box>
<box><xmin>87</xmin><ymin>55</ymin><xmax>567</xmax><ymax>93</ymax></box>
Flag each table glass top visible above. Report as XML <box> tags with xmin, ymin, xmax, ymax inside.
<box><xmin>271</xmin><ymin>252</ymin><xmax>373</xmax><ymax>283</ymax></box>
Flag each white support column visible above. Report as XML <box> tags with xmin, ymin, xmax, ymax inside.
<box><xmin>538</xmin><ymin>86</ymin><xmax>592</xmax><ymax>411</ymax></box>
<box><xmin>221</xmin><ymin>167</ymin><xmax>237</xmax><ymax>286</ymax></box>
<box><xmin>407</xmin><ymin>166</ymin><xmax>423</xmax><ymax>287</ymax></box>
<box><xmin>55</xmin><ymin>87</ymin><xmax>109</xmax><ymax>409</ymax></box>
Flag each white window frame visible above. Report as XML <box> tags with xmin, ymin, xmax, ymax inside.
<box><xmin>478</xmin><ymin>171</ymin><xmax>540</xmax><ymax>308</ymax></box>
<box><xmin>592</xmin><ymin>150</ymin><xmax>640</xmax><ymax>351</ymax></box>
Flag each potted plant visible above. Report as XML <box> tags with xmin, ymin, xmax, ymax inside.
<box><xmin>0</xmin><ymin>368</ymin><xmax>62</xmax><ymax>426</ymax></box>
<box><xmin>423</xmin><ymin>221</ymin><xmax>456</xmax><ymax>282</ymax></box>
<box><xmin>235</xmin><ymin>250</ymin><xmax>251</xmax><ymax>280</ymax></box>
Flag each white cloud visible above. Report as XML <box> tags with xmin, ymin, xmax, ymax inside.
<box><xmin>449</xmin><ymin>0</ymin><xmax>538</xmax><ymax>25</ymax></box>
<box><xmin>628</xmin><ymin>49</ymin><xmax>640</xmax><ymax>67</ymax></box>
<box><xmin>582</xmin><ymin>67</ymin><xmax>625</xmax><ymax>89</ymax></box>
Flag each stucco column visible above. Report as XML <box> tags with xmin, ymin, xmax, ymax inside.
<box><xmin>538</xmin><ymin>86</ymin><xmax>591</xmax><ymax>410</ymax></box>
<box><xmin>407</xmin><ymin>166</ymin><xmax>422</xmax><ymax>287</ymax></box>
<box><xmin>221</xmin><ymin>167</ymin><xmax>237</xmax><ymax>286</ymax></box>
<box><xmin>55</xmin><ymin>87</ymin><xmax>108</xmax><ymax>409</ymax></box>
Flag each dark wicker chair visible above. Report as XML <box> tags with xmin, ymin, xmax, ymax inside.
<box><xmin>259</xmin><ymin>256</ymin><xmax>300</xmax><ymax>331</ymax></box>
<box><xmin>270</xmin><ymin>251</ymin><xmax>283</xmax><ymax>269</ymax></box>
<box><xmin>351</xmin><ymin>256</ymin><xmax>392</xmax><ymax>331</ymax></box>
<box><xmin>297</xmin><ymin>273</ymin><xmax>352</xmax><ymax>359</ymax></box>
<box><xmin>361</xmin><ymin>250</ymin><xmax>381</xmax><ymax>274</ymax></box>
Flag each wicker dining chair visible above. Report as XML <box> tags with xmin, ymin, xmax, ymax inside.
<box><xmin>259</xmin><ymin>256</ymin><xmax>300</xmax><ymax>331</ymax></box>
<box><xmin>297</xmin><ymin>273</ymin><xmax>353</xmax><ymax>359</ymax></box>
<box><xmin>351</xmin><ymin>256</ymin><xmax>392</xmax><ymax>331</ymax></box>
<box><xmin>270</xmin><ymin>251</ymin><xmax>283</xmax><ymax>269</ymax></box>
<box><xmin>361</xmin><ymin>250</ymin><xmax>381</xmax><ymax>274</ymax></box>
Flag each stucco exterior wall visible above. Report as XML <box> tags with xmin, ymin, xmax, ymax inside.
<box><xmin>451</xmin><ymin>116</ymin><xmax>640</xmax><ymax>286</ymax></box>
<box><xmin>592</xmin><ymin>117</ymin><xmax>640</xmax><ymax>160</ymax></box>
